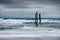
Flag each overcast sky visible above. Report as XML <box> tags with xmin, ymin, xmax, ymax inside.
<box><xmin>0</xmin><ymin>0</ymin><xmax>60</xmax><ymax>18</ymax></box>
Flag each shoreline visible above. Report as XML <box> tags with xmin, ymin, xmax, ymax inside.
<box><xmin>0</xmin><ymin>35</ymin><xmax>60</xmax><ymax>40</ymax></box>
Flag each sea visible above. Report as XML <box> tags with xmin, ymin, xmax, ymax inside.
<box><xmin>0</xmin><ymin>18</ymin><xmax>60</xmax><ymax>37</ymax></box>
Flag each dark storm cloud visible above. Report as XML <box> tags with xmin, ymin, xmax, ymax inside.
<box><xmin>0</xmin><ymin>0</ymin><xmax>60</xmax><ymax>18</ymax></box>
<box><xmin>30</xmin><ymin>0</ymin><xmax>60</xmax><ymax>5</ymax></box>
<box><xmin>0</xmin><ymin>0</ymin><xmax>29</xmax><ymax>8</ymax></box>
<box><xmin>0</xmin><ymin>0</ymin><xmax>60</xmax><ymax>8</ymax></box>
<box><xmin>0</xmin><ymin>0</ymin><xmax>14</xmax><ymax>4</ymax></box>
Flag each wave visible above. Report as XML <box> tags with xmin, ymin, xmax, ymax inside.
<box><xmin>0</xmin><ymin>18</ymin><xmax>60</xmax><ymax>24</ymax></box>
<box><xmin>0</xmin><ymin>26</ymin><xmax>60</xmax><ymax>38</ymax></box>
<box><xmin>0</xmin><ymin>18</ymin><xmax>60</xmax><ymax>38</ymax></box>
<box><xmin>0</xmin><ymin>18</ymin><xmax>60</xmax><ymax>26</ymax></box>
<box><xmin>0</xmin><ymin>18</ymin><xmax>60</xmax><ymax>30</ymax></box>
<box><xmin>41</xmin><ymin>19</ymin><xmax>60</xmax><ymax>23</ymax></box>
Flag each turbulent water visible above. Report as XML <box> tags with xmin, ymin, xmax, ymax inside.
<box><xmin>0</xmin><ymin>18</ymin><xmax>60</xmax><ymax>37</ymax></box>
<box><xmin>0</xmin><ymin>18</ymin><xmax>60</xmax><ymax>29</ymax></box>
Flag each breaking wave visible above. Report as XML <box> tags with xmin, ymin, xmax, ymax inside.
<box><xmin>0</xmin><ymin>18</ymin><xmax>60</xmax><ymax>30</ymax></box>
<box><xmin>0</xmin><ymin>18</ymin><xmax>60</xmax><ymax>38</ymax></box>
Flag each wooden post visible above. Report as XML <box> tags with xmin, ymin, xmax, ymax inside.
<box><xmin>35</xmin><ymin>12</ymin><xmax>38</xmax><ymax>26</ymax></box>
<box><xmin>39</xmin><ymin>13</ymin><xmax>41</xmax><ymax>23</ymax></box>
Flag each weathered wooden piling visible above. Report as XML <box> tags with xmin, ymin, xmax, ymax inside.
<box><xmin>35</xmin><ymin>12</ymin><xmax>38</xmax><ymax>26</ymax></box>
<box><xmin>39</xmin><ymin>13</ymin><xmax>41</xmax><ymax>23</ymax></box>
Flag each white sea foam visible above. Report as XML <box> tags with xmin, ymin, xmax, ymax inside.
<box><xmin>0</xmin><ymin>27</ymin><xmax>60</xmax><ymax>38</ymax></box>
<box><xmin>0</xmin><ymin>18</ymin><xmax>60</xmax><ymax>38</ymax></box>
<box><xmin>0</xmin><ymin>18</ymin><xmax>60</xmax><ymax>25</ymax></box>
<box><xmin>41</xmin><ymin>19</ymin><xmax>60</xmax><ymax>23</ymax></box>
<box><xmin>0</xmin><ymin>18</ymin><xmax>60</xmax><ymax>28</ymax></box>
<box><xmin>0</xmin><ymin>19</ymin><xmax>34</xmax><ymax>25</ymax></box>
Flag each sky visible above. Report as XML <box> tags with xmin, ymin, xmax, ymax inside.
<box><xmin>0</xmin><ymin>0</ymin><xmax>60</xmax><ymax>18</ymax></box>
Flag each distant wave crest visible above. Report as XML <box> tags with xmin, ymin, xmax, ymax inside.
<box><xmin>0</xmin><ymin>18</ymin><xmax>60</xmax><ymax>30</ymax></box>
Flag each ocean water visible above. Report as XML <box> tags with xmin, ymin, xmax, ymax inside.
<box><xmin>0</xmin><ymin>18</ymin><xmax>60</xmax><ymax>37</ymax></box>
<box><xmin>0</xmin><ymin>18</ymin><xmax>60</xmax><ymax>29</ymax></box>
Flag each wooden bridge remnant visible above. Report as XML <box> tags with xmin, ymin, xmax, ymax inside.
<box><xmin>35</xmin><ymin>12</ymin><xmax>41</xmax><ymax>26</ymax></box>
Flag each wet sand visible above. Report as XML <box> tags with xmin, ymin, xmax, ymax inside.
<box><xmin>0</xmin><ymin>36</ymin><xmax>60</xmax><ymax>40</ymax></box>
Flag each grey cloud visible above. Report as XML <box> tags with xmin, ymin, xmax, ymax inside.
<box><xmin>0</xmin><ymin>0</ymin><xmax>29</xmax><ymax>8</ymax></box>
<box><xmin>0</xmin><ymin>0</ymin><xmax>14</xmax><ymax>5</ymax></box>
<box><xmin>0</xmin><ymin>0</ymin><xmax>60</xmax><ymax>18</ymax></box>
<box><xmin>0</xmin><ymin>0</ymin><xmax>60</xmax><ymax>5</ymax></box>
<box><xmin>0</xmin><ymin>0</ymin><xmax>60</xmax><ymax>8</ymax></box>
